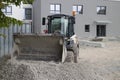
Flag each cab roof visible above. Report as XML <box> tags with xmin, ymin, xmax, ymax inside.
<box><xmin>48</xmin><ymin>14</ymin><xmax>74</xmax><ymax>18</ymax></box>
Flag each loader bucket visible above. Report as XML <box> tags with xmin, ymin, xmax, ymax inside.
<box><xmin>12</xmin><ymin>34</ymin><xmax>67</xmax><ymax>62</ymax></box>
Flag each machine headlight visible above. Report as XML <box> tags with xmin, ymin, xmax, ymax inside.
<box><xmin>70</xmin><ymin>40</ymin><xmax>74</xmax><ymax>45</ymax></box>
<box><xmin>67</xmin><ymin>39</ymin><xmax>74</xmax><ymax>46</ymax></box>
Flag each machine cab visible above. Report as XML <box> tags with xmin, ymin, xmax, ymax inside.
<box><xmin>47</xmin><ymin>14</ymin><xmax>75</xmax><ymax>37</ymax></box>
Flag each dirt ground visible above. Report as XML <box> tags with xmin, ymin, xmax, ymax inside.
<box><xmin>0</xmin><ymin>40</ymin><xmax>120</xmax><ymax>80</ymax></box>
<box><xmin>80</xmin><ymin>41</ymin><xmax>120</xmax><ymax>80</ymax></box>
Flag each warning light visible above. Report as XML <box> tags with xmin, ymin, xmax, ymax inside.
<box><xmin>72</xmin><ymin>11</ymin><xmax>76</xmax><ymax>16</ymax></box>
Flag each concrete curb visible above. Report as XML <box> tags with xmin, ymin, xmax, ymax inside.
<box><xmin>79</xmin><ymin>40</ymin><xmax>105</xmax><ymax>48</ymax></box>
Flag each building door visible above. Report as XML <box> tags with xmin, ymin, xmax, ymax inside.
<box><xmin>96</xmin><ymin>25</ymin><xmax>106</xmax><ymax>37</ymax></box>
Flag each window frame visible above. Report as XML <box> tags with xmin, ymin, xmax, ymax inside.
<box><xmin>73</xmin><ymin>5</ymin><xmax>83</xmax><ymax>14</ymax></box>
<box><xmin>2</xmin><ymin>6</ymin><xmax>12</xmax><ymax>15</ymax></box>
<box><xmin>97</xmin><ymin>6</ymin><xmax>106</xmax><ymax>15</ymax></box>
<box><xmin>50</xmin><ymin>4</ymin><xmax>61</xmax><ymax>14</ymax></box>
<box><xmin>25</xmin><ymin>8</ymin><xmax>32</xmax><ymax>20</ymax></box>
<box><xmin>85</xmin><ymin>24</ymin><xmax>90</xmax><ymax>32</ymax></box>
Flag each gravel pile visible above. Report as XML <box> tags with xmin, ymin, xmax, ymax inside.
<box><xmin>0</xmin><ymin>57</ymin><xmax>120</xmax><ymax>80</ymax></box>
<box><xmin>0</xmin><ymin>41</ymin><xmax>120</xmax><ymax>80</ymax></box>
<box><xmin>0</xmin><ymin>59</ymin><xmax>34</xmax><ymax>80</ymax></box>
<box><xmin>28</xmin><ymin>61</ymin><xmax>104</xmax><ymax>80</ymax></box>
<box><xmin>0</xmin><ymin>59</ymin><xmax>103</xmax><ymax>80</ymax></box>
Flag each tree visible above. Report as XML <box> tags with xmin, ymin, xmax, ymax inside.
<box><xmin>0</xmin><ymin>0</ymin><xmax>34</xmax><ymax>28</ymax></box>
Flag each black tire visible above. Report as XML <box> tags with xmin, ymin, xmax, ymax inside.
<box><xmin>73</xmin><ymin>45</ymin><xmax>79</xmax><ymax>63</ymax></box>
<box><xmin>65</xmin><ymin>51</ymin><xmax>74</xmax><ymax>62</ymax></box>
<box><xmin>65</xmin><ymin>45</ymin><xmax>79</xmax><ymax>63</ymax></box>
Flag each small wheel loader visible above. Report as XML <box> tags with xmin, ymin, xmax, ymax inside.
<box><xmin>12</xmin><ymin>14</ymin><xmax>79</xmax><ymax>63</ymax></box>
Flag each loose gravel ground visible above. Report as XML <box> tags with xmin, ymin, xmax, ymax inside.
<box><xmin>0</xmin><ymin>41</ymin><xmax>120</xmax><ymax>80</ymax></box>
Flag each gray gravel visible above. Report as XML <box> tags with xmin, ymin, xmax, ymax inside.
<box><xmin>0</xmin><ymin>41</ymin><xmax>120</xmax><ymax>80</ymax></box>
<box><xmin>0</xmin><ymin>60</ymin><xmax>104</xmax><ymax>80</ymax></box>
<box><xmin>0</xmin><ymin>61</ymin><xmax>34</xmax><ymax>80</ymax></box>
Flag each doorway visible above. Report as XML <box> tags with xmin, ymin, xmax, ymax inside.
<box><xmin>96</xmin><ymin>25</ymin><xmax>106</xmax><ymax>37</ymax></box>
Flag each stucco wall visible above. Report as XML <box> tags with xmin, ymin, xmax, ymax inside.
<box><xmin>33</xmin><ymin>0</ymin><xmax>120</xmax><ymax>38</ymax></box>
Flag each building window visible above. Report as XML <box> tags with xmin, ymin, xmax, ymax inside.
<box><xmin>25</xmin><ymin>8</ymin><xmax>32</xmax><ymax>20</ymax></box>
<box><xmin>73</xmin><ymin>5</ymin><xmax>83</xmax><ymax>14</ymax></box>
<box><xmin>85</xmin><ymin>25</ymin><xmax>90</xmax><ymax>32</ymax></box>
<box><xmin>2</xmin><ymin>6</ymin><xmax>12</xmax><ymax>15</ymax></box>
<box><xmin>97</xmin><ymin>6</ymin><xmax>106</xmax><ymax>15</ymax></box>
<box><xmin>50</xmin><ymin>4</ymin><xmax>61</xmax><ymax>14</ymax></box>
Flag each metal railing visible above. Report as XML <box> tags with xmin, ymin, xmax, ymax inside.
<box><xmin>0</xmin><ymin>23</ymin><xmax>32</xmax><ymax>57</ymax></box>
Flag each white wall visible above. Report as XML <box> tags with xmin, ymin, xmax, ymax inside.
<box><xmin>6</xmin><ymin>4</ymin><xmax>32</xmax><ymax>21</ymax></box>
<box><xmin>33</xmin><ymin>0</ymin><xmax>120</xmax><ymax>38</ymax></box>
<box><xmin>5</xmin><ymin>4</ymin><xmax>24</xmax><ymax>20</ymax></box>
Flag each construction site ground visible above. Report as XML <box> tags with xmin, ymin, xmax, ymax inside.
<box><xmin>0</xmin><ymin>40</ymin><xmax>120</xmax><ymax>80</ymax></box>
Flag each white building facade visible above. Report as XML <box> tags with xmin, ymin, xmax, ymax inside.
<box><xmin>2</xmin><ymin>3</ymin><xmax>33</xmax><ymax>33</ymax></box>
<box><xmin>33</xmin><ymin>0</ymin><xmax>120</xmax><ymax>38</ymax></box>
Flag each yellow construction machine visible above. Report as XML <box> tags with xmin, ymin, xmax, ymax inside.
<box><xmin>12</xmin><ymin>14</ymin><xmax>79</xmax><ymax>63</ymax></box>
